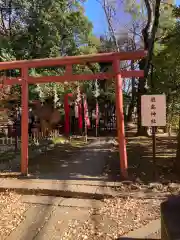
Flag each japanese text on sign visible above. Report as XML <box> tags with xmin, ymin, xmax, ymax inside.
<box><xmin>141</xmin><ymin>95</ymin><xmax>166</xmax><ymax>127</ymax></box>
<box><xmin>150</xmin><ymin>97</ymin><xmax>156</xmax><ymax>124</ymax></box>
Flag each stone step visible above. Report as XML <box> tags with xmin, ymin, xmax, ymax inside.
<box><xmin>21</xmin><ymin>195</ymin><xmax>103</xmax><ymax>209</ymax></box>
<box><xmin>0</xmin><ymin>178</ymin><xmax>116</xmax><ymax>199</ymax></box>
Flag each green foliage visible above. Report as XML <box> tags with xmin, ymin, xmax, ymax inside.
<box><xmin>154</xmin><ymin>3</ymin><xmax>176</xmax><ymax>54</ymax></box>
<box><xmin>152</xmin><ymin>5</ymin><xmax>180</xmax><ymax>129</ymax></box>
<box><xmin>0</xmin><ymin>0</ymin><xmax>93</xmax><ymax>59</ymax></box>
<box><xmin>0</xmin><ymin>0</ymin><xmax>101</xmax><ymax>105</ymax></box>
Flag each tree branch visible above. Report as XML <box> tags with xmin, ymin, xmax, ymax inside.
<box><xmin>0</xmin><ymin>9</ymin><xmax>8</xmax><ymax>35</ymax></box>
<box><xmin>96</xmin><ymin>0</ymin><xmax>119</xmax><ymax>51</ymax></box>
<box><xmin>143</xmin><ymin>0</ymin><xmax>161</xmax><ymax>78</ymax></box>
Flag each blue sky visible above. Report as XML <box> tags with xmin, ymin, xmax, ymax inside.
<box><xmin>84</xmin><ymin>0</ymin><xmax>129</xmax><ymax>35</ymax></box>
<box><xmin>84</xmin><ymin>0</ymin><xmax>107</xmax><ymax>35</ymax></box>
<box><xmin>84</xmin><ymin>0</ymin><xmax>180</xmax><ymax>35</ymax></box>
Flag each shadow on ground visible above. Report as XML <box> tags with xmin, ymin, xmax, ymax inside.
<box><xmin>0</xmin><ymin>139</ymin><xmax>121</xmax><ymax>181</ymax></box>
<box><xmin>128</xmin><ymin>135</ymin><xmax>177</xmax><ymax>183</ymax></box>
<box><xmin>0</xmin><ymin>132</ymin><xmax>178</xmax><ymax>184</ymax></box>
<box><xmin>106</xmin><ymin>134</ymin><xmax>178</xmax><ymax>184</ymax></box>
<box><xmin>27</xmin><ymin>134</ymin><xmax>178</xmax><ymax>184</ymax></box>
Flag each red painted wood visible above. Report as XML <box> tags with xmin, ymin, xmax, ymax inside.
<box><xmin>0</xmin><ymin>51</ymin><xmax>146</xmax><ymax>70</ymax></box>
<box><xmin>113</xmin><ymin>59</ymin><xmax>128</xmax><ymax>179</ymax></box>
<box><xmin>2</xmin><ymin>70</ymin><xmax>144</xmax><ymax>86</ymax></box>
<box><xmin>27</xmin><ymin>70</ymin><xmax>144</xmax><ymax>83</ymax></box>
<box><xmin>21</xmin><ymin>67</ymin><xmax>29</xmax><ymax>175</ymax></box>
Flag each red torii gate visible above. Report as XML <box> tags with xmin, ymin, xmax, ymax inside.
<box><xmin>0</xmin><ymin>51</ymin><xmax>146</xmax><ymax>178</ymax></box>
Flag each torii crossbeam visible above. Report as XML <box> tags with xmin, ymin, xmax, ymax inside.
<box><xmin>0</xmin><ymin>50</ymin><xmax>146</xmax><ymax>179</ymax></box>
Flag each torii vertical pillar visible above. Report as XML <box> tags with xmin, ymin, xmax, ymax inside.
<box><xmin>113</xmin><ymin>59</ymin><xmax>128</xmax><ymax>179</ymax></box>
<box><xmin>21</xmin><ymin>67</ymin><xmax>29</xmax><ymax>175</ymax></box>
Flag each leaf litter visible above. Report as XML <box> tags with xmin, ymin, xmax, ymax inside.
<box><xmin>0</xmin><ymin>191</ymin><xmax>28</xmax><ymax>240</ymax></box>
<box><xmin>61</xmin><ymin>197</ymin><xmax>162</xmax><ymax>240</ymax></box>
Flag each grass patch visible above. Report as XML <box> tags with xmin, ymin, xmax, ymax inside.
<box><xmin>52</xmin><ymin>136</ymin><xmax>88</xmax><ymax>148</ymax></box>
<box><xmin>52</xmin><ymin>136</ymin><xmax>68</xmax><ymax>144</ymax></box>
<box><xmin>70</xmin><ymin>140</ymin><xmax>88</xmax><ymax>148</ymax></box>
<box><xmin>0</xmin><ymin>151</ymin><xmax>17</xmax><ymax>163</ymax></box>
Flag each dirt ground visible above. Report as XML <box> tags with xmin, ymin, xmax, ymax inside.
<box><xmin>0</xmin><ymin>132</ymin><xmax>177</xmax><ymax>184</ymax></box>
<box><xmin>25</xmin><ymin>134</ymin><xmax>179</xmax><ymax>184</ymax></box>
<box><xmin>106</xmin><ymin>134</ymin><xmax>178</xmax><ymax>183</ymax></box>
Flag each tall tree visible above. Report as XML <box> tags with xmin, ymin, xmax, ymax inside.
<box><xmin>168</xmin><ymin>6</ymin><xmax>180</xmax><ymax>172</ymax></box>
<box><xmin>136</xmin><ymin>0</ymin><xmax>161</xmax><ymax>135</ymax></box>
<box><xmin>0</xmin><ymin>0</ymin><xmax>99</xmax><ymax>103</ymax></box>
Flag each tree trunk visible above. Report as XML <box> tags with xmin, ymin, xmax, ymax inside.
<box><xmin>136</xmin><ymin>0</ymin><xmax>161</xmax><ymax>136</ymax></box>
<box><xmin>127</xmin><ymin>101</ymin><xmax>134</xmax><ymax>123</ymax></box>
<box><xmin>168</xmin><ymin>99</ymin><xmax>175</xmax><ymax>137</ymax></box>
<box><xmin>137</xmin><ymin>59</ymin><xmax>148</xmax><ymax>136</ymax></box>
<box><xmin>143</xmin><ymin>0</ymin><xmax>161</xmax><ymax>78</ymax></box>
<box><xmin>165</xmin><ymin>95</ymin><xmax>174</xmax><ymax>136</ymax></box>
<box><xmin>127</xmin><ymin>60</ymin><xmax>136</xmax><ymax>123</ymax></box>
<box><xmin>175</xmin><ymin>116</ymin><xmax>180</xmax><ymax>173</ymax></box>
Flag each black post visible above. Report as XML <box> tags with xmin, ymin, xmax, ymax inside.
<box><xmin>152</xmin><ymin>126</ymin><xmax>157</xmax><ymax>179</ymax></box>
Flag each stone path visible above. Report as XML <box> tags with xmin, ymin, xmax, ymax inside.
<box><xmin>0</xmin><ymin>140</ymin><xmax>121</xmax><ymax>199</ymax></box>
<box><xmin>28</xmin><ymin>140</ymin><xmax>113</xmax><ymax>181</ymax></box>
<box><xmin>7</xmin><ymin>205</ymin><xmax>89</xmax><ymax>240</ymax></box>
<box><xmin>122</xmin><ymin>219</ymin><xmax>161</xmax><ymax>239</ymax></box>
<box><xmin>0</xmin><ymin>139</ymin><xmax>118</xmax><ymax>182</ymax></box>
<box><xmin>6</xmin><ymin>196</ymin><xmax>101</xmax><ymax>240</ymax></box>
<box><xmin>5</xmin><ymin>195</ymin><xmax>161</xmax><ymax>240</ymax></box>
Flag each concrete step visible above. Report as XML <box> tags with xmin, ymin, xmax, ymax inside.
<box><xmin>0</xmin><ymin>178</ymin><xmax>117</xmax><ymax>199</ymax></box>
<box><xmin>21</xmin><ymin>195</ymin><xmax>103</xmax><ymax>209</ymax></box>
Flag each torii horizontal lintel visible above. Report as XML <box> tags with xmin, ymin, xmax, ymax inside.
<box><xmin>2</xmin><ymin>70</ymin><xmax>144</xmax><ymax>85</ymax></box>
<box><xmin>0</xmin><ymin>50</ymin><xmax>146</xmax><ymax>71</ymax></box>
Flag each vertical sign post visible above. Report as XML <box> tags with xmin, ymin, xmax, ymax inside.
<box><xmin>141</xmin><ymin>95</ymin><xmax>166</xmax><ymax>178</ymax></box>
<box><xmin>21</xmin><ymin>67</ymin><xmax>29</xmax><ymax>175</ymax></box>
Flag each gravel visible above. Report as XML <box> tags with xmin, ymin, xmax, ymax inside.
<box><xmin>61</xmin><ymin>197</ymin><xmax>162</xmax><ymax>240</ymax></box>
<box><xmin>0</xmin><ymin>191</ymin><xmax>28</xmax><ymax>240</ymax></box>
